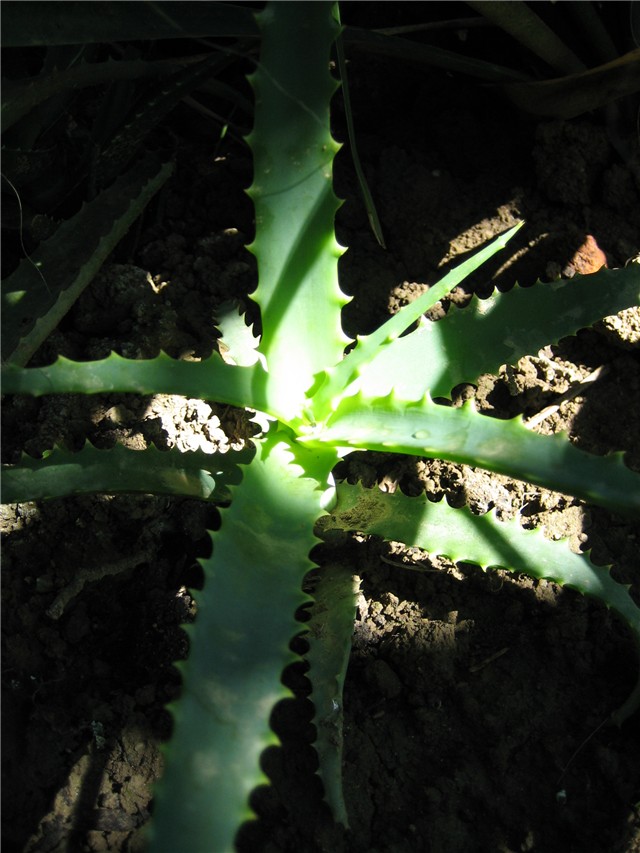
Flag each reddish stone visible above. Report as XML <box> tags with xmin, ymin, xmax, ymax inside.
<box><xmin>563</xmin><ymin>235</ymin><xmax>608</xmax><ymax>277</ymax></box>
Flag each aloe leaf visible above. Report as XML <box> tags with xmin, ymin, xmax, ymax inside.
<box><xmin>305</xmin><ymin>561</ymin><xmax>359</xmax><ymax>827</ymax></box>
<box><xmin>467</xmin><ymin>0</ymin><xmax>586</xmax><ymax>75</ymax></box>
<box><xmin>147</xmin><ymin>427</ymin><xmax>338</xmax><ymax>853</ymax></box>
<box><xmin>1</xmin><ymin>158</ymin><xmax>173</xmax><ymax>367</ymax></box>
<box><xmin>1</xmin><ymin>443</ymin><xmax>254</xmax><ymax>505</ymax></box>
<box><xmin>342</xmin><ymin>25</ymin><xmax>530</xmax><ymax>83</ymax></box>
<box><xmin>1</xmin><ymin>1</ymin><xmax>259</xmax><ymax>47</ymax></box>
<box><xmin>568</xmin><ymin>2</ymin><xmax>618</xmax><ymax>64</ymax></box>
<box><xmin>2</xmin><ymin>56</ymin><xmax>204</xmax><ymax>131</ymax></box>
<box><xmin>95</xmin><ymin>53</ymin><xmax>228</xmax><ymax>188</ymax></box>
<box><xmin>351</xmin><ymin>264</ymin><xmax>640</xmax><ymax>401</ymax></box>
<box><xmin>247</xmin><ymin>3</ymin><xmax>348</xmax><ymax>422</ymax></box>
<box><xmin>0</xmin><ymin>2</ymin><xmax>528</xmax><ymax>87</ymax></box>
<box><xmin>0</xmin><ymin>352</ymin><xmax>280</xmax><ymax>417</ymax></box>
<box><xmin>330</xmin><ymin>481</ymin><xmax>640</xmax><ymax>724</ymax></box>
<box><xmin>308</xmin><ymin>392</ymin><xmax>640</xmax><ymax>516</ymax></box>
<box><xmin>505</xmin><ymin>49</ymin><xmax>640</xmax><ymax>119</ymax></box>
<box><xmin>311</xmin><ymin>222</ymin><xmax>523</xmax><ymax>419</ymax></box>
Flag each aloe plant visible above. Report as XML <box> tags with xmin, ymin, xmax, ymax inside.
<box><xmin>2</xmin><ymin>4</ymin><xmax>639</xmax><ymax>852</ymax></box>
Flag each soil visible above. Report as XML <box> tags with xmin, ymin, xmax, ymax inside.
<box><xmin>2</xmin><ymin>7</ymin><xmax>640</xmax><ymax>853</ymax></box>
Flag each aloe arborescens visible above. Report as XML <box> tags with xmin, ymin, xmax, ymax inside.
<box><xmin>2</xmin><ymin>4</ymin><xmax>639</xmax><ymax>852</ymax></box>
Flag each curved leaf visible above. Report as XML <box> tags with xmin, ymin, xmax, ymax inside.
<box><xmin>351</xmin><ymin>264</ymin><xmax>640</xmax><ymax>401</ymax></box>
<box><xmin>330</xmin><ymin>481</ymin><xmax>640</xmax><ymax>724</ymax></box>
<box><xmin>311</xmin><ymin>223</ymin><xmax>524</xmax><ymax>420</ymax></box>
<box><xmin>1</xmin><ymin>442</ymin><xmax>254</xmax><ymax>504</ymax></box>
<box><xmin>1</xmin><ymin>1</ymin><xmax>259</xmax><ymax>47</ymax></box>
<box><xmin>95</xmin><ymin>53</ymin><xmax>226</xmax><ymax>188</ymax></box>
<box><xmin>504</xmin><ymin>49</ymin><xmax>640</xmax><ymax>119</ymax></box>
<box><xmin>2</xmin><ymin>56</ymin><xmax>204</xmax><ymax>131</ymax></box>
<box><xmin>306</xmin><ymin>392</ymin><xmax>640</xmax><ymax>516</ymax></box>
<box><xmin>342</xmin><ymin>25</ymin><xmax>530</xmax><ymax>83</ymax></box>
<box><xmin>0</xmin><ymin>352</ymin><xmax>280</xmax><ymax>418</ymax></box>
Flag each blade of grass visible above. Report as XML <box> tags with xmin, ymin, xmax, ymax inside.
<box><xmin>335</xmin><ymin>8</ymin><xmax>386</xmax><ymax>249</ymax></box>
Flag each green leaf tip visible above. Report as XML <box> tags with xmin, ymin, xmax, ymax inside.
<box><xmin>337</xmin><ymin>259</ymin><xmax>640</xmax><ymax>404</ymax></box>
<box><xmin>311</xmin><ymin>223</ymin><xmax>526</xmax><ymax>419</ymax></box>
<box><xmin>215</xmin><ymin>301</ymin><xmax>265</xmax><ymax>368</ymax></box>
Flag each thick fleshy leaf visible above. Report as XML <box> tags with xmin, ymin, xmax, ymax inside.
<box><xmin>305</xmin><ymin>392</ymin><xmax>640</xmax><ymax>516</ymax></box>
<box><xmin>305</xmin><ymin>562</ymin><xmax>359</xmax><ymax>827</ymax></box>
<box><xmin>1</xmin><ymin>442</ymin><xmax>253</xmax><ymax>504</ymax></box>
<box><xmin>311</xmin><ymin>223</ymin><xmax>524</xmax><ymax>420</ymax></box>
<box><xmin>246</xmin><ymin>3</ymin><xmax>348</xmax><ymax>422</ymax></box>
<box><xmin>330</xmin><ymin>481</ymin><xmax>640</xmax><ymax>724</ymax></box>
<box><xmin>95</xmin><ymin>54</ymin><xmax>225</xmax><ymax>188</ymax></box>
<box><xmin>147</xmin><ymin>426</ymin><xmax>337</xmax><ymax>853</ymax></box>
<box><xmin>1</xmin><ymin>1</ymin><xmax>259</xmax><ymax>46</ymax></box>
<box><xmin>350</xmin><ymin>264</ymin><xmax>640</xmax><ymax>401</ymax></box>
<box><xmin>2</xmin><ymin>56</ymin><xmax>205</xmax><ymax>131</ymax></box>
<box><xmin>0</xmin><ymin>352</ymin><xmax>279</xmax><ymax>417</ymax></box>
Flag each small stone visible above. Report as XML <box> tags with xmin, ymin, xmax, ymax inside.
<box><xmin>562</xmin><ymin>234</ymin><xmax>607</xmax><ymax>277</ymax></box>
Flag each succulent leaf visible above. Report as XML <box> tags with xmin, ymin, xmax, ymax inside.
<box><xmin>305</xmin><ymin>561</ymin><xmax>359</xmax><ymax>826</ymax></box>
<box><xmin>246</xmin><ymin>3</ymin><xmax>348</xmax><ymax>422</ymax></box>
<box><xmin>1</xmin><ymin>442</ymin><xmax>254</xmax><ymax>504</ymax></box>
<box><xmin>215</xmin><ymin>301</ymin><xmax>265</xmax><ymax>368</ymax></box>
<box><xmin>0</xmin><ymin>352</ymin><xmax>277</xmax><ymax>417</ymax></box>
<box><xmin>2</xmin><ymin>56</ymin><xmax>197</xmax><ymax>131</ymax></box>
<box><xmin>330</xmin><ymin>481</ymin><xmax>640</xmax><ymax>724</ymax></box>
<box><xmin>311</xmin><ymin>392</ymin><xmax>640</xmax><ymax>515</ymax></box>
<box><xmin>351</xmin><ymin>264</ymin><xmax>640</xmax><ymax>401</ymax></box>
<box><xmin>1</xmin><ymin>2</ymin><xmax>259</xmax><ymax>47</ymax></box>
<box><xmin>312</xmin><ymin>222</ymin><xmax>524</xmax><ymax>419</ymax></box>
<box><xmin>94</xmin><ymin>53</ymin><xmax>224</xmax><ymax>188</ymax></box>
<box><xmin>147</xmin><ymin>425</ymin><xmax>338</xmax><ymax>853</ymax></box>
